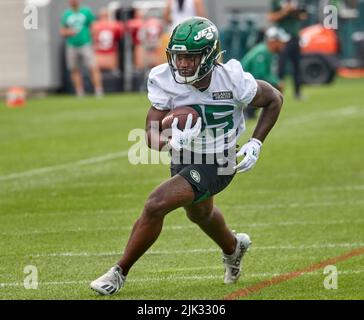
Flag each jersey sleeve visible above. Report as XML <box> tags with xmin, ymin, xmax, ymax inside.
<box><xmin>227</xmin><ymin>59</ymin><xmax>258</xmax><ymax>105</ymax></box>
<box><xmin>147</xmin><ymin>68</ymin><xmax>171</xmax><ymax>111</ymax></box>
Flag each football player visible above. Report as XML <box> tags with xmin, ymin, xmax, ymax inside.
<box><xmin>91</xmin><ymin>17</ymin><xmax>283</xmax><ymax>295</ymax></box>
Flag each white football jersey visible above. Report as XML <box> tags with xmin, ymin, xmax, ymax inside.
<box><xmin>147</xmin><ymin>59</ymin><xmax>258</xmax><ymax>153</ymax></box>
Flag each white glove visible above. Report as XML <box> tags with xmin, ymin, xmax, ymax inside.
<box><xmin>234</xmin><ymin>138</ymin><xmax>262</xmax><ymax>173</ymax></box>
<box><xmin>169</xmin><ymin>114</ymin><xmax>202</xmax><ymax>151</ymax></box>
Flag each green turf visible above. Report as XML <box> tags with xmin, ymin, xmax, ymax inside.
<box><xmin>0</xmin><ymin>78</ymin><xmax>363</xmax><ymax>300</ymax></box>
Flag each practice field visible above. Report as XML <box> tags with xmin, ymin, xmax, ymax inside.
<box><xmin>0</xmin><ymin>78</ymin><xmax>363</xmax><ymax>300</ymax></box>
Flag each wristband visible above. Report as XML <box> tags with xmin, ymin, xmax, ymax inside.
<box><xmin>249</xmin><ymin>138</ymin><xmax>263</xmax><ymax>147</ymax></box>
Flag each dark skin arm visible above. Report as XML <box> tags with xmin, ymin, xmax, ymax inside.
<box><xmin>249</xmin><ymin>80</ymin><xmax>284</xmax><ymax>143</ymax></box>
<box><xmin>145</xmin><ymin>81</ymin><xmax>283</xmax><ymax>149</ymax></box>
<box><xmin>145</xmin><ymin>107</ymin><xmax>169</xmax><ymax>151</ymax></box>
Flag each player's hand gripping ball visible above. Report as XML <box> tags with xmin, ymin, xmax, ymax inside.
<box><xmin>161</xmin><ymin>106</ymin><xmax>201</xmax><ymax>150</ymax></box>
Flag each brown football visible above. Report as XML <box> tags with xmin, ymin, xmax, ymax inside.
<box><xmin>161</xmin><ymin>106</ymin><xmax>200</xmax><ymax>131</ymax></box>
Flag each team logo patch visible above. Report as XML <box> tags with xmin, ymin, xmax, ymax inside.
<box><xmin>212</xmin><ymin>91</ymin><xmax>234</xmax><ymax>100</ymax></box>
<box><xmin>190</xmin><ymin>170</ymin><xmax>201</xmax><ymax>183</ymax></box>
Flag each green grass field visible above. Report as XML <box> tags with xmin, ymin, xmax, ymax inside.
<box><xmin>0</xmin><ymin>78</ymin><xmax>363</xmax><ymax>300</ymax></box>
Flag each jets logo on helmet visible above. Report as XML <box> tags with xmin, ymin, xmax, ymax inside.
<box><xmin>166</xmin><ymin>17</ymin><xmax>221</xmax><ymax>85</ymax></box>
<box><xmin>194</xmin><ymin>26</ymin><xmax>217</xmax><ymax>41</ymax></box>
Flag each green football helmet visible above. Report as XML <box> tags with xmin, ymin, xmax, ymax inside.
<box><xmin>166</xmin><ymin>17</ymin><xmax>221</xmax><ymax>84</ymax></box>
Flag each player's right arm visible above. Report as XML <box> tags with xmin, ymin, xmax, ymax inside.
<box><xmin>60</xmin><ymin>27</ymin><xmax>77</xmax><ymax>37</ymax></box>
<box><xmin>145</xmin><ymin>106</ymin><xmax>169</xmax><ymax>151</ymax></box>
<box><xmin>60</xmin><ymin>12</ymin><xmax>76</xmax><ymax>38</ymax></box>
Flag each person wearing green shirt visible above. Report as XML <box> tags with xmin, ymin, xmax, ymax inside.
<box><xmin>268</xmin><ymin>0</ymin><xmax>307</xmax><ymax>99</ymax></box>
<box><xmin>241</xmin><ymin>26</ymin><xmax>290</xmax><ymax>118</ymax></box>
<box><xmin>60</xmin><ymin>0</ymin><xmax>104</xmax><ymax>97</ymax></box>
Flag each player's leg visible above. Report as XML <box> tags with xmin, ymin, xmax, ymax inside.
<box><xmin>66</xmin><ymin>46</ymin><xmax>85</xmax><ymax>97</ymax></box>
<box><xmin>70</xmin><ymin>68</ymin><xmax>84</xmax><ymax>97</ymax></box>
<box><xmin>184</xmin><ymin>198</ymin><xmax>251</xmax><ymax>284</ymax></box>
<box><xmin>118</xmin><ymin>174</ymin><xmax>195</xmax><ymax>274</ymax></box>
<box><xmin>90</xmin><ymin>174</ymin><xmax>195</xmax><ymax>295</ymax></box>
<box><xmin>184</xmin><ymin>198</ymin><xmax>236</xmax><ymax>255</ymax></box>
<box><xmin>90</xmin><ymin>65</ymin><xmax>104</xmax><ymax>97</ymax></box>
<box><xmin>178</xmin><ymin>158</ymin><xmax>251</xmax><ymax>284</ymax></box>
<box><xmin>84</xmin><ymin>45</ymin><xmax>104</xmax><ymax>97</ymax></box>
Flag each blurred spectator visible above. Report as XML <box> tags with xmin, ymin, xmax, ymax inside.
<box><xmin>241</xmin><ymin>26</ymin><xmax>290</xmax><ymax>118</ymax></box>
<box><xmin>60</xmin><ymin>0</ymin><xmax>104</xmax><ymax>97</ymax></box>
<box><xmin>126</xmin><ymin>9</ymin><xmax>144</xmax><ymax>48</ymax></box>
<box><xmin>92</xmin><ymin>8</ymin><xmax>125</xmax><ymax>74</ymax></box>
<box><xmin>126</xmin><ymin>9</ymin><xmax>164</xmax><ymax>71</ymax></box>
<box><xmin>163</xmin><ymin>0</ymin><xmax>206</xmax><ymax>31</ymax></box>
<box><xmin>268</xmin><ymin>0</ymin><xmax>307</xmax><ymax>100</ymax></box>
<box><xmin>135</xmin><ymin>11</ymin><xmax>164</xmax><ymax>70</ymax></box>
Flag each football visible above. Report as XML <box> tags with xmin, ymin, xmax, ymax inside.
<box><xmin>161</xmin><ymin>106</ymin><xmax>200</xmax><ymax>131</ymax></box>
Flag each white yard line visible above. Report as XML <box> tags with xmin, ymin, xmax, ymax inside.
<box><xmin>1</xmin><ymin>270</ymin><xmax>363</xmax><ymax>288</ymax></box>
<box><xmin>2</xmin><ymin>217</ymin><xmax>363</xmax><ymax>237</ymax></box>
<box><xmin>27</xmin><ymin>242</ymin><xmax>364</xmax><ymax>258</ymax></box>
<box><xmin>0</xmin><ymin>151</ymin><xmax>129</xmax><ymax>182</ymax></box>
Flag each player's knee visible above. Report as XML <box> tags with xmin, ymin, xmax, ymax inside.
<box><xmin>186</xmin><ymin>208</ymin><xmax>212</xmax><ymax>224</ymax></box>
<box><xmin>143</xmin><ymin>196</ymin><xmax>167</xmax><ymax>220</ymax></box>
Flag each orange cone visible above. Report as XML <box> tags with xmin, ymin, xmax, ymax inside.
<box><xmin>6</xmin><ymin>87</ymin><xmax>26</xmax><ymax>108</ymax></box>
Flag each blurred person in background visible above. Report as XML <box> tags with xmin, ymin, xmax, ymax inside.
<box><xmin>268</xmin><ymin>0</ymin><xmax>307</xmax><ymax>100</ymax></box>
<box><xmin>126</xmin><ymin>8</ymin><xmax>164</xmax><ymax>72</ymax></box>
<box><xmin>135</xmin><ymin>10</ymin><xmax>164</xmax><ymax>70</ymax></box>
<box><xmin>60</xmin><ymin>0</ymin><xmax>104</xmax><ymax>97</ymax></box>
<box><xmin>241</xmin><ymin>26</ymin><xmax>290</xmax><ymax>119</ymax></box>
<box><xmin>92</xmin><ymin>8</ymin><xmax>125</xmax><ymax>75</ymax></box>
<box><xmin>160</xmin><ymin>0</ymin><xmax>207</xmax><ymax>64</ymax></box>
<box><xmin>163</xmin><ymin>0</ymin><xmax>207</xmax><ymax>31</ymax></box>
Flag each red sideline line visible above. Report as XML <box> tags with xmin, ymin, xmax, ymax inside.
<box><xmin>223</xmin><ymin>246</ymin><xmax>364</xmax><ymax>300</ymax></box>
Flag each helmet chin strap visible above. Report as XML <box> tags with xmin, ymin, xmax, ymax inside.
<box><xmin>175</xmin><ymin>65</ymin><xmax>202</xmax><ymax>84</ymax></box>
<box><xmin>173</xmin><ymin>51</ymin><xmax>210</xmax><ymax>84</ymax></box>
<box><xmin>171</xmin><ymin>45</ymin><xmax>220</xmax><ymax>85</ymax></box>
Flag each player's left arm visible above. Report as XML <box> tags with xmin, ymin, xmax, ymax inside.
<box><xmin>234</xmin><ymin>80</ymin><xmax>283</xmax><ymax>173</ymax></box>
<box><xmin>250</xmin><ymin>80</ymin><xmax>283</xmax><ymax>142</ymax></box>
